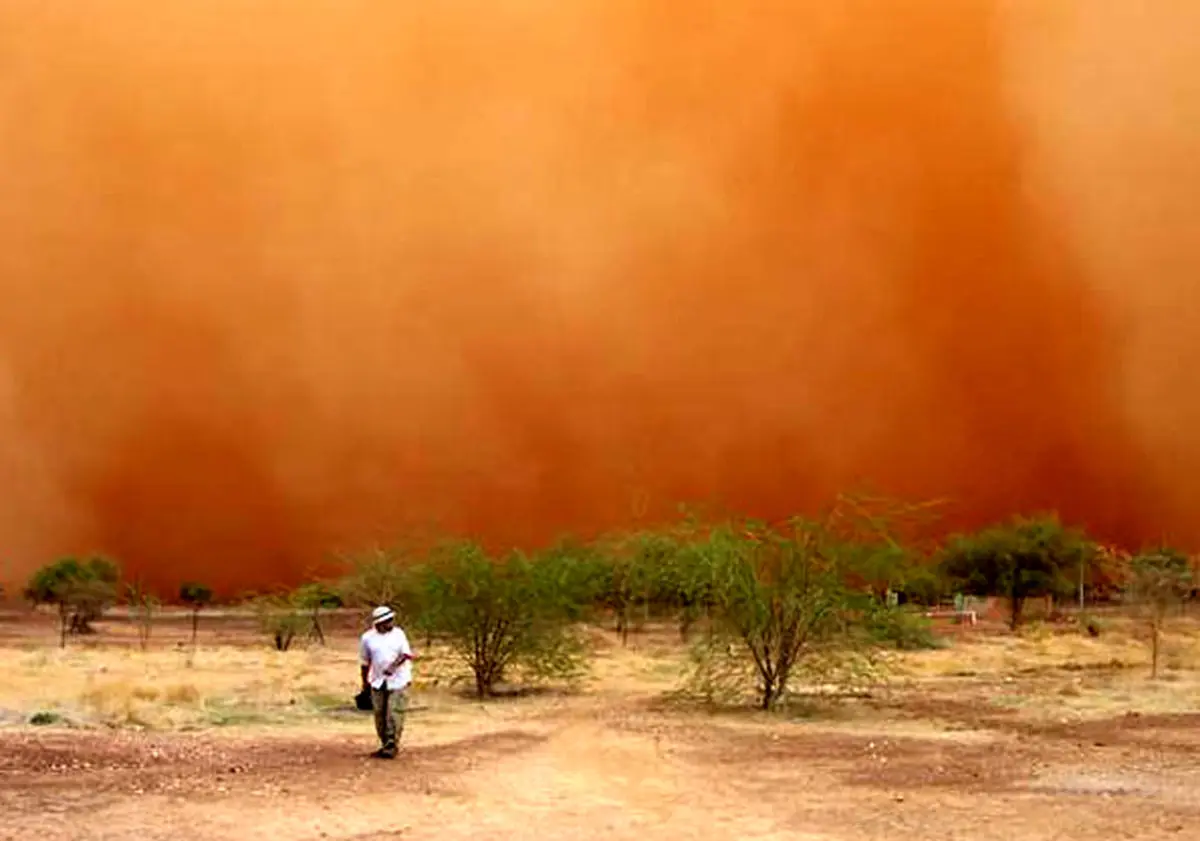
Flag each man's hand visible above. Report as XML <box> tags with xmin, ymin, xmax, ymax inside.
<box><xmin>383</xmin><ymin>652</ymin><xmax>413</xmax><ymax>678</ymax></box>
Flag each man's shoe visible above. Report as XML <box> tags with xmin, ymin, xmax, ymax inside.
<box><xmin>370</xmin><ymin>748</ymin><xmax>394</xmax><ymax>760</ymax></box>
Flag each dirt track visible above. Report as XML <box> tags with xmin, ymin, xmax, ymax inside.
<box><xmin>3</xmin><ymin>699</ymin><xmax>1199</xmax><ymax>841</ymax></box>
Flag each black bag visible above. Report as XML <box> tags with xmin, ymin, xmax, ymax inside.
<box><xmin>354</xmin><ymin>688</ymin><xmax>373</xmax><ymax>711</ymax></box>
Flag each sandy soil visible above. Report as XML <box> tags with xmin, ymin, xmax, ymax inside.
<box><xmin>1</xmin><ymin>612</ymin><xmax>1198</xmax><ymax>840</ymax></box>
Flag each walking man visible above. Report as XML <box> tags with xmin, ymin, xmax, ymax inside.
<box><xmin>359</xmin><ymin>605</ymin><xmax>414</xmax><ymax>759</ymax></box>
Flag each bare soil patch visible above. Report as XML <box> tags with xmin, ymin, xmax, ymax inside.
<box><xmin>1</xmin><ymin>612</ymin><xmax>1198</xmax><ymax>840</ymax></box>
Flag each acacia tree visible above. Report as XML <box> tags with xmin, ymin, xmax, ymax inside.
<box><xmin>1129</xmin><ymin>548</ymin><xmax>1193</xmax><ymax>678</ymax></box>
<box><xmin>179</xmin><ymin>582</ymin><xmax>213</xmax><ymax>646</ymax></box>
<box><xmin>940</xmin><ymin>515</ymin><xmax>1093</xmax><ymax>630</ymax></box>
<box><xmin>292</xmin><ymin>582</ymin><xmax>343</xmax><ymax>645</ymax></box>
<box><xmin>336</xmin><ymin>548</ymin><xmax>428</xmax><ymax>641</ymax></box>
<box><xmin>600</xmin><ymin>531</ymin><xmax>681</xmax><ymax>645</ymax></box>
<box><xmin>249</xmin><ymin>592</ymin><xmax>308</xmax><ymax>651</ymax></box>
<box><xmin>25</xmin><ymin>557</ymin><xmax>120</xmax><ymax>647</ymax></box>
<box><xmin>417</xmin><ymin>541</ymin><xmax>596</xmax><ymax>699</ymax></box>
<box><xmin>697</xmin><ymin>520</ymin><xmax>856</xmax><ymax>711</ymax></box>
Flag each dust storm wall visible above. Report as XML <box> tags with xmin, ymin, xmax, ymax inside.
<box><xmin>0</xmin><ymin>1</ymin><xmax>1197</xmax><ymax>592</ymax></box>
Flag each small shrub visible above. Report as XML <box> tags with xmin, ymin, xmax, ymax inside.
<box><xmin>417</xmin><ymin>541</ymin><xmax>595</xmax><ymax>699</ymax></box>
<box><xmin>691</xmin><ymin>519</ymin><xmax>863</xmax><ymax>711</ymax></box>
<box><xmin>1128</xmin><ymin>547</ymin><xmax>1193</xmax><ymax>679</ymax></box>
<box><xmin>249</xmin><ymin>594</ymin><xmax>308</xmax><ymax>651</ymax></box>
<box><xmin>868</xmin><ymin>607</ymin><xmax>942</xmax><ymax>651</ymax></box>
<box><xmin>1079</xmin><ymin>613</ymin><xmax>1104</xmax><ymax>638</ymax></box>
<box><xmin>28</xmin><ymin>711</ymin><xmax>61</xmax><ymax>727</ymax></box>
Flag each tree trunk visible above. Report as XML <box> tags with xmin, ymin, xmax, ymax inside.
<box><xmin>1151</xmin><ymin>619</ymin><xmax>1161</xmax><ymax>679</ymax></box>
<box><xmin>191</xmin><ymin>609</ymin><xmax>199</xmax><ymax>646</ymax></box>
<box><xmin>760</xmin><ymin>680</ymin><xmax>777</xmax><ymax>711</ymax></box>
<box><xmin>1078</xmin><ymin>557</ymin><xmax>1086</xmax><ymax>611</ymax></box>
<box><xmin>311</xmin><ymin>608</ymin><xmax>325</xmax><ymax>645</ymax></box>
<box><xmin>59</xmin><ymin>603</ymin><xmax>67</xmax><ymax>649</ymax></box>
<box><xmin>1009</xmin><ymin>596</ymin><xmax>1024</xmax><ymax>631</ymax></box>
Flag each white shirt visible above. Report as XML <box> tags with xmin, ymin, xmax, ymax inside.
<box><xmin>359</xmin><ymin>626</ymin><xmax>413</xmax><ymax>691</ymax></box>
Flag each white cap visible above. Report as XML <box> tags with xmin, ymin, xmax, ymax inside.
<box><xmin>372</xmin><ymin>606</ymin><xmax>395</xmax><ymax>624</ymax></box>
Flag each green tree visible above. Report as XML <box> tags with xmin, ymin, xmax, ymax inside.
<box><xmin>695</xmin><ymin>520</ymin><xmax>860</xmax><ymax>711</ymax></box>
<box><xmin>292</xmin><ymin>581</ymin><xmax>343</xmax><ymax>645</ymax></box>
<box><xmin>24</xmin><ymin>557</ymin><xmax>120</xmax><ymax>647</ymax></box>
<box><xmin>179</xmin><ymin>582</ymin><xmax>214</xmax><ymax>646</ymax></box>
<box><xmin>417</xmin><ymin>541</ymin><xmax>594</xmax><ymax>699</ymax></box>
<box><xmin>600</xmin><ymin>531</ymin><xmax>680</xmax><ymax>644</ymax></box>
<box><xmin>249</xmin><ymin>592</ymin><xmax>308</xmax><ymax>651</ymax></box>
<box><xmin>940</xmin><ymin>515</ymin><xmax>1093</xmax><ymax>630</ymax></box>
<box><xmin>336</xmin><ymin>548</ymin><xmax>428</xmax><ymax>640</ymax></box>
<box><xmin>1129</xmin><ymin>548</ymin><xmax>1193</xmax><ymax>678</ymax></box>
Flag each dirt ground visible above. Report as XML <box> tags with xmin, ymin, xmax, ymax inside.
<box><xmin>1</xmin><ymin>609</ymin><xmax>1198</xmax><ymax>840</ymax></box>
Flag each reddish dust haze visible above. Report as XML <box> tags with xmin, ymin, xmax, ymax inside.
<box><xmin>1</xmin><ymin>2</ymin><xmax>1198</xmax><ymax>594</ymax></box>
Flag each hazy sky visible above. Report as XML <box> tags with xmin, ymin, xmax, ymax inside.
<box><xmin>1</xmin><ymin>2</ymin><xmax>1197</xmax><ymax>591</ymax></box>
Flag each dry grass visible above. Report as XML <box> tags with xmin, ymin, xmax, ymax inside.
<box><xmin>2</xmin><ymin>613</ymin><xmax>1199</xmax><ymax>732</ymax></box>
<box><xmin>4</xmin><ymin>613</ymin><xmax>1200</xmax><ymax>841</ymax></box>
<box><xmin>888</xmin><ymin>616</ymin><xmax>1200</xmax><ymax>723</ymax></box>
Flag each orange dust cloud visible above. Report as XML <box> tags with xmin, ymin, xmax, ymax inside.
<box><xmin>1</xmin><ymin>1</ymin><xmax>1198</xmax><ymax>594</ymax></box>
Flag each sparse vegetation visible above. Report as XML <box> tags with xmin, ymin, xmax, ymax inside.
<box><xmin>941</xmin><ymin>515</ymin><xmax>1095</xmax><ymax>630</ymax></box>
<box><xmin>291</xmin><ymin>582</ymin><xmax>343</xmax><ymax>645</ymax></box>
<box><xmin>868</xmin><ymin>604</ymin><xmax>941</xmax><ymax>650</ymax></box>
<box><xmin>179</xmin><ymin>582</ymin><xmax>214</xmax><ymax>646</ymax></box>
<box><xmin>601</xmin><ymin>530</ymin><xmax>682</xmax><ymax>645</ymax></box>
<box><xmin>24</xmin><ymin>557</ymin><xmax>121</xmax><ymax>647</ymax></box>
<box><xmin>336</xmin><ymin>549</ymin><xmax>430</xmax><ymax>641</ymax></box>
<box><xmin>249</xmin><ymin>593</ymin><xmax>309</xmax><ymax>652</ymax></box>
<box><xmin>1128</xmin><ymin>547</ymin><xmax>1194</xmax><ymax>678</ymax></box>
<box><xmin>685</xmin><ymin>515</ymin><xmax>912</xmax><ymax>711</ymax></box>
<box><xmin>6</xmin><ymin>500</ymin><xmax>1196</xmax><ymax>716</ymax></box>
<box><xmin>126</xmin><ymin>580</ymin><xmax>159</xmax><ymax>651</ymax></box>
<box><xmin>416</xmin><ymin>541</ymin><xmax>596</xmax><ymax>699</ymax></box>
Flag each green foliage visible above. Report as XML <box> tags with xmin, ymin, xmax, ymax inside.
<box><xmin>416</xmin><ymin>541</ymin><xmax>594</xmax><ymax>699</ymax></box>
<box><xmin>24</xmin><ymin>556</ymin><xmax>121</xmax><ymax>647</ymax></box>
<box><xmin>600</xmin><ymin>529</ymin><xmax>686</xmax><ymax>643</ymax></box>
<box><xmin>337</xmin><ymin>548</ymin><xmax>410</xmax><ymax>606</ymax></box>
<box><xmin>336</xmin><ymin>548</ymin><xmax>427</xmax><ymax>632</ymax></box>
<box><xmin>248</xmin><ymin>593</ymin><xmax>309</xmax><ymax>651</ymax></box>
<box><xmin>866</xmin><ymin>605</ymin><xmax>941</xmax><ymax>650</ymax></box>
<box><xmin>824</xmin><ymin>493</ymin><xmax>947</xmax><ymax>607</ymax></box>
<box><xmin>179</xmin><ymin>582</ymin><xmax>214</xmax><ymax>608</ymax></box>
<box><xmin>940</xmin><ymin>514</ymin><xmax>1094</xmax><ymax>630</ymax></box>
<box><xmin>1128</xmin><ymin>547</ymin><xmax>1193</xmax><ymax>678</ymax></box>
<box><xmin>291</xmin><ymin>581</ymin><xmax>343</xmax><ymax>645</ymax></box>
<box><xmin>690</xmin><ymin>519</ymin><xmax>861</xmax><ymax>711</ymax></box>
